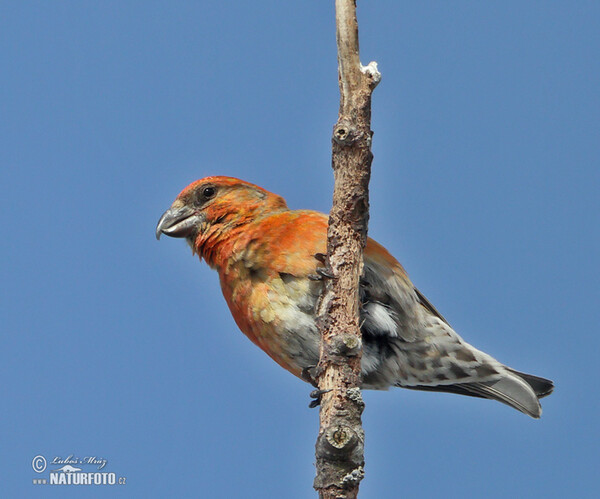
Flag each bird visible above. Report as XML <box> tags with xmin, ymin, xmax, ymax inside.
<box><xmin>156</xmin><ymin>176</ymin><xmax>553</xmax><ymax>418</ymax></box>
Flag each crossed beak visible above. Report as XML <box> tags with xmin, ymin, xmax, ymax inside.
<box><xmin>156</xmin><ymin>205</ymin><xmax>203</xmax><ymax>240</ymax></box>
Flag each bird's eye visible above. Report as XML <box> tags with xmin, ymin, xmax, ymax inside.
<box><xmin>202</xmin><ymin>186</ymin><xmax>216</xmax><ymax>199</ymax></box>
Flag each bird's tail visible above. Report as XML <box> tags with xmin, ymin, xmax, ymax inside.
<box><xmin>460</xmin><ymin>369</ymin><xmax>554</xmax><ymax>418</ymax></box>
<box><xmin>404</xmin><ymin>369</ymin><xmax>554</xmax><ymax>418</ymax></box>
<box><xmin>506</xmin><ymin>368</ymin><xmax>554</xmax><ymax>398</ymax></box>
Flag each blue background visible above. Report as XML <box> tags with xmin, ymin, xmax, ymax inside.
<box><xmin>2</xmin><ymin>1</ymin><xmax>598</xmax><ymax>497</ymax></box>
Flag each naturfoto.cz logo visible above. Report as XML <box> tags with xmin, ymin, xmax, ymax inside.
<box><xmin>31</xmin><ymin>455</ymin><xmax>127</xmax><ymax>486</ymax></box>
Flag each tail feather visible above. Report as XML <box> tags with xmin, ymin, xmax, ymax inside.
<box><xmin>506</xmin><ymin>368</ymin><xmax>554</xmax><ymax>399</ymax></box>
<box><xmin>402</xmin><ymin>369</ymin><xmax>554</xmax><ymax>418</ymax></box>
<box><xmin>462</xmin><ymin>374</ymin><xmax>543</xmax><ymax>418</ymax></box>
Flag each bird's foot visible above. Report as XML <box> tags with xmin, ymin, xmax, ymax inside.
<box><xmin>302</xmin><ymin>365</ymin><xmax>331</xmax><ymax>407</ymax></box>
<box><xmin>309</xmin><ymin>389</ymin><xmax>332</xmax><ymax>409</ymax></box>
<box><xmin>308</xmin><ymin>267</ymin><xmax>336</xmax><ymax>281</ymax></box>
<box><xmin>308</xmin><ymin>253</ymin><xmax>335</xmax><ymax>281</ymax></box>
<box><xmin>301</xmin><ymin>365</ymin><xmax>319</xmax><ymax>387</ymax></box>
<box><xmin>314</xmin><ymin>252</ymin><xmax>327</xmax><ymax>263</ymax></box>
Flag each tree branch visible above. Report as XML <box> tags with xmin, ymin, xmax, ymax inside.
<box><xmin>314</xmin><ymin>1</ymin><xmax>380</xmax><ymax>498</ymax></box>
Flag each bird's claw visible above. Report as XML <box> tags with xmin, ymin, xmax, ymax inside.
<box><xmin>309</xmin><ymin>253</ymin><xmax>334</xmax><ymax>281</ymax></box>
<box><xmin>301</xmin><ymin>366</ymin><xmax>319</xmax><ymax>387</ymax></box>
<box><xmin>308</xmin><ymin>267</ymin><xmax>336</xmax><ymax>281</ymax></box>
<box><xmin>318</xmin><ymin>267</ymin><xmax>336</xmax><ymax>279</ymax></box>
<box><xmin>309</xmin><ymin>389</ymin><xmax>332</xmax><ymax>409</ymax></box>
<box><xmin>314</xmin><ymin>252</ymin><xmax>327</xmax><ymax>264</ymax></box>
<box><xmin>302</xmin><ymin>366</ymin><xmax>330</xmax><ymax>407</ymax></box>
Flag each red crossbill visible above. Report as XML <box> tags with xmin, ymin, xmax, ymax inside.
<box><xmin>156</xmin><ymin>176</ymin><xmax>553</xmax><ymax>418</ymax></box>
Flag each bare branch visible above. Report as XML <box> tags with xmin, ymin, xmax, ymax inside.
<box><xmin>314</xmin><ymin>1</ymin><xmax>380</xmax><ymax>498</ymax></box>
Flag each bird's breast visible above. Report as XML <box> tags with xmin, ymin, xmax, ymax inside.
<box><xmin>217</xmin><ymin>258</ymin><xmax>322</xmax><ymax>377</ymax></box>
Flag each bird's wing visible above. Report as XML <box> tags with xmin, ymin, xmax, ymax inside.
<box><xmin>413</xmin><ymin>287</ymin><xmax>450</xmax><ymax>326</ymax></box>
<box><xmin>360</xmin><ymin>237</ymin><xmax>550</xmax><ymax>418</ymax></box>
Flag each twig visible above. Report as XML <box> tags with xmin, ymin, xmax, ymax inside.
<box><xmin>314</xmin><ymin>1</ymin><xmax>380</xmax><ymax>498</ymax></box>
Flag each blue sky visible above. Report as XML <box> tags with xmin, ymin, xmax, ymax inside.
<box><xmin>2</xmin><ymin>1</ymin><xmax>598</xmax><ymax>497</ymax></box>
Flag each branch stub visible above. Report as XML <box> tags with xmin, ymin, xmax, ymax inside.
<box><xmin>333</xmin><ymin>120</ymin><xmax>358</xmax><ymax>146</ymax></box>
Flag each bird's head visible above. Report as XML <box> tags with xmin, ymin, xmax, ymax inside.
<box><xmin>156</xmin><ymin>176</ymin><xmax>288</xmax><ymax>255</ymax></box>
